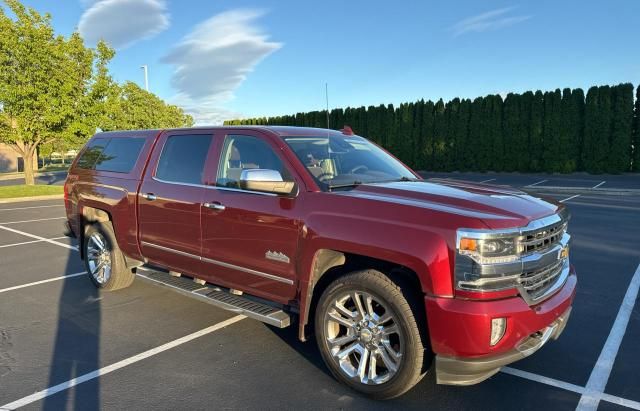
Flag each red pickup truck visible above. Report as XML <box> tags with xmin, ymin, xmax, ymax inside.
<box><xmin>64</xmin><ymin>126</ymin><xmax>575</xmax><ymax>399</ymax></box>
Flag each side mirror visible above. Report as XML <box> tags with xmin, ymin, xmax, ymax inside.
<box><xmin>239</xmin><ymin>169</ymin><xmax>297</xmax><ymax>196</ymax></box>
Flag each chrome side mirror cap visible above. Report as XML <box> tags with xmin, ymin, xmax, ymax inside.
<box><xmin>239</xmin><ymin>169</ymin><xmax>297</xmax><ymax>196</ymax></box>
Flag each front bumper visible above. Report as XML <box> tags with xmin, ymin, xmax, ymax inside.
<box><xmin>426</xmin><ymin>267</ymin><xmax>576</xmax><ymax>385</ymax></box>
<box><xmin>435</xmin><ymin>306</ymin><xmax>572</xmax><ymax>385</ymax></box>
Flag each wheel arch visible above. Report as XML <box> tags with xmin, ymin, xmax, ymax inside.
<box><xmin>298</xmin><ymin>248</ymin><xmax>428</xmax><ymax>342</ymax></box>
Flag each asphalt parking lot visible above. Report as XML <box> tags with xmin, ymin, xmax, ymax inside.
<box><xmin>0</xmin><ymin>176</ymin><xmax>639</xmax><ymax>410</ymax></box>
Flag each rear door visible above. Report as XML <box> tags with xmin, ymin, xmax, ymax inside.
<box><xmin>200</xmin><ymin>130</ymin><xmax>301</xmax><ymax>302</ymax></box>
<box><xmin>138</xmin><ymin>130</ymin><xmax>217</xmax><ymax>276</ymax></box>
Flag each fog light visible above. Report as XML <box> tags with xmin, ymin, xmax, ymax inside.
<box><xmin>490</xmin><ymin>318</ymin><xmax>507</xmax><ymax>346</ymax></box>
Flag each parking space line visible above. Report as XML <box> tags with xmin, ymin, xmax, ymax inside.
<box><xmin>502</xmin><ymin>367</ymin><xmax>640</xmax><ymax>410</ymax></box>
<box><xmin>0</xmin><ymin>217</ymin><xmax>66</xmax><ymax>225</ymax></box>
<box><xmin>592</xmin><ymin>181</ymin><xmax>606</xmax><ymax>189</ymax></box>
<box><xmin>479</xmin><ymin>178</ymin><xmax>496</xmax><ymax>183</ymax></box>
<box><xmin>0</xmin><ymin>205</ymin><xmax>63</xmax><ymax>212</ymax></box>
<box><xmin>0</xmin><ymin>225</ymin><xmax>78</xmax><ymax>251</ymax></box>
<box><xmin>0</xmin><ymin>236</ymin><xmax>68</xmax><ymax>249</ymax></box>
<box><xmin>0</xmin><ymin>315</ymin><xmax>246</xmax><ymax>410</ymax></box>
<box><xmin>0</xmin><ymin>272</ymin><xmax>87</xmax><ymax>294</ymax></box>
<box><xmin>560</xmin><ymin>194</ymin><xmax>581</xmax><ymax>203</ymax></box>
<box><xmin>526</xmin><ymin>179</ymin><xmax>548</xmax><ymax>187</ymax></box>
<box><xmin>577</xmin><ymin>263</ymin><xmax>640</xmax><ymax>411</ymax></box>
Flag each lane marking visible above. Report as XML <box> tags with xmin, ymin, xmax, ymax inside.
<box><xmin>592</xmin><ymin>181</ymin><xmax>606</xmax><ymax>189</ymax></box>
<box><xmin>577</xmin><ymin>263</ymin><xmax>640</xmax><ymax>411</ymax></box>
<box><xmin>0</xmin><ymin>236</ymin><xmax>69</xmax><ymax>249</ymax></box>
<box><xmin>0</xmin><ymin>217</ymin><xmax>66</xmax><ymax>225</ymax></box>
<box><xmin>0</xmin><ymin>272</ymin><xmax>87</xmax><ymax>294</ymax></box>
<box><xmin>526</xmin><ymin>179</ymin><xmax>548</xmax><ymax>187</ymax></box>
<box><xmin>480</xmin><ymin>178</ymin><xmax>496</xmax><ymax>183</ymax></box>
<box><xmin>0</xmin><ymin>225</ymin><xmax>78</xmax><ymax>251</ymax></box>
<box><xmin>0</xmin><ymin>205</ymin><xmax>63</xmax><ymax>212</ymax></box>
<box><xmin>0</xmin><ymin>315</ymin><xmax>246</xmax><ymax>410</ymax></box>
<box><xmin>503</xmin><ymin>367</ymin><xmax>640</xmax><ymax>410</ymax></box>
<box><xmin>559</xmin><ymin>194</ymin><xmax>581</xmax><ymax>203</ymax></box>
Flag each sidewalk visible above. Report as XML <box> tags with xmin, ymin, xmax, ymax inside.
<box><xmin>0</xmin><ymin>170</ymin><xmax>68</xmax><ymax>182</ymax></box>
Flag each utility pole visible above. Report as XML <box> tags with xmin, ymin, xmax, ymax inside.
<box><xmin>140</xmin><ymin>65</ymin><xmax>149</xmax><ymax>91</ymax></box>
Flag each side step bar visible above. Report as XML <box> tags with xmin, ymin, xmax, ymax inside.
<box><xmin>136</xmin><ymin>269</ymin><xmax>291</xmax><ymax>328</ymax></box>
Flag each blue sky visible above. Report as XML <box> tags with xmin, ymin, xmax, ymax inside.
<box><xmin>16</xmin><ymin>0</ymin><xmax>640</xmax><ymax>124</ymax></box>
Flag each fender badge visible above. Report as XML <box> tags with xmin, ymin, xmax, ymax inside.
<box><xmin>265</xmin><ymin>250</ymin><xmax>290</xmax><ymax>264</ymax></box>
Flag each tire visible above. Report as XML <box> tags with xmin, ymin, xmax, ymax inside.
<box><xmin>314</xmin><ymin>269</ymin><xmax>428</xmax><ymax>399</ymax></box>
<box><xmin>83</xmin><ymin>221</ymin><xmax>134</xmax><ymax>291</ymax></box>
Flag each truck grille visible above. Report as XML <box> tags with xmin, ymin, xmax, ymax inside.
<box><xmin>519</xmin><ymin>259</ymin><xmax>565</xmax><ymax>301</ymax></box>
<box><xmin>520</xmin><ymin>221</ymin><xmax>567</xmax><ymax>254</ymax></box>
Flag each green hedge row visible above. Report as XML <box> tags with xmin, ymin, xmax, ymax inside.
<box><xmin>225</xmin><ymin>83</ymin><xmax>640</xmax><ymax>173</ymax></box>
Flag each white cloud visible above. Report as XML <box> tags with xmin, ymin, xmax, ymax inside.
<box><xmin>161</xmin><ymin>9</ymin><xmax>282</xmax><ymax>124</ymax></box>
<box><xmin>451</xmin><ymin>7</ymin><xmax>531</xmax><ymax>37</ymax></box>
<box><xmin>78</xmin><ymin>0</ymin><xmax>169</xmax><ymax>49</ymax></box>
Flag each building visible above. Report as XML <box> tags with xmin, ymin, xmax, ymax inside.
<box><xmin>0</xmin><ymin>143</ymin><xmax>38</xmax><ymax>173</ymax></box>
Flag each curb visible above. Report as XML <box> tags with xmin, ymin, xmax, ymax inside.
<box><xmin>525</xmin><ymin>186</ymin><xmax>640</xmax><ymax>196</ymax></box>
<box><xmin>0</xmin><ymin>194</ymin><xmax>64</xmax><ymax>204</ymax></box>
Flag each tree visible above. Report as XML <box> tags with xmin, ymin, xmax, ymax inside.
<box><xmin>452</xmin><ymin>99</ymin><xmax>471</xmax><ymax>171</ymax></box>
<box><xmin>0</xmin><ymin>0</ymin><xmax>96</xmax><ymax>184</ymax></box>
<box><xmin>466</xmin><ymin>97</ymin><xmax>485</xmax><ymax>170</ymax></box>
<box><xmin>502</xmin><ymin>93</ymin><xmax>520</xmax><ymax>172</ymax></box>
<box><xmin>101</xmin><ymin>82</ymin><xmax>194</xmax><ymax>131</ymax></box>
<box><xmin>432</xmin><ymin>99</ymin><xmax>447</xmax><ymax>170</ymax></box>
<box><xmin>529</xmin><ymin>91</ymin><xmax>544</xmax><ymax>171</ymax></box>
<box><xmin>609</xmin><ymin>83</ymin><xmax>634</xmax><ymax>173</ymax></box>
<box><xmin>418</xmin><ymin>101</ymin><xmax>435</xmax><ymax>170</ymax></box>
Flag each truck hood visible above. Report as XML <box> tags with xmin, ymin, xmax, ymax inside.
<box><xmin>335</xmin><ymin>179</ymin><xmax>560</xmax><ymax>229</ymax></box>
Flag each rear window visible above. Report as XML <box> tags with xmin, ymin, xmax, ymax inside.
<box><xmin>76</xmin><ymin>138</ymin><xmax>108</xmax><ymax>169</ymax></box>
<box><xmin>155</xmin><ymin>135</ymin><xmax>213</xmax><ymax>185</ymax></box>
<box><xmin>76</xmin><ymin>137</ymin><xmax>145</xmax><ymax>173</ymax></box>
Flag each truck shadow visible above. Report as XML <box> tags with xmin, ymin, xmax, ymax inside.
<box><xmin>43</xmin><ymin>246</ymin><xmax>101</xmax><ymax>411</ymax></box>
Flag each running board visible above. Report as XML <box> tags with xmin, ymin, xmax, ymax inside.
<box><xmin>136</xmin><ymin>269</ymin><xmax>291</xmax><ymax>328</ymax></box>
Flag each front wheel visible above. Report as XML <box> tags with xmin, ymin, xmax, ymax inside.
<box><xmin>83</xmin><ymin>222</ymin><xmax>134</xmax><ymax>291</ymax></box>
<box><xmin>315</xmin><ymin>269</ymin><xmax>428</xmax><ymax>399</ymax></box>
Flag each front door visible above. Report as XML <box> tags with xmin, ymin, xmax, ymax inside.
<box><xmin>200</xmin><ymin>132</ymin><xmax>301</xmax><ymax>303</ymax></box>
<box><xmin>138</xmin><ymin>131</ymin><xmax>216</xmax><ymax>277</ymax></box>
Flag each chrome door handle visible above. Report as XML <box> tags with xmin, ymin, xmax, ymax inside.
<box><xmin>141</xmin><ymin>193</ymin><xmax>157</xmax><ymax>201</ymax></box>
<box><xmin>203</xmin><ymin>202</ymin><xmax>225</xmax><ymax>211</ymax></box>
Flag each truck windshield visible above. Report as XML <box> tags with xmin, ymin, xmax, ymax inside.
<box><xmin>284</xmin><ymin>135</ymin><xmax>416</xmax><ymax>190</ymax></box>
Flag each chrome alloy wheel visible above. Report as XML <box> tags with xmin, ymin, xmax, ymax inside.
<box><xmin>324</xmin><ymin>291</ymin><xmax>404</xmax><ymax>385</ymax></box>
<box><xmin>86</xmin><ymin>231</ymin><xmax>112</xmax><ymax>285</ymax></box>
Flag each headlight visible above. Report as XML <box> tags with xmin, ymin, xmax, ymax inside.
<box><xmin>457</xmin><ymin>235</ymin><xmax>520</xmax><ymax>264</ymax></box>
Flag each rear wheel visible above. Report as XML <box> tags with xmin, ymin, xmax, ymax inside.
<box><xmin>83</xmin><ymin>222</ymin><xmax>134</xmax><ymax>291</ymax></box>
<box><xmin>315</xmin><ymin>269</ymin><xmax>428</xmax><ymax>399</ymax></box>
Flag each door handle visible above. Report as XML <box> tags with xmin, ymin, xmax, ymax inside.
<box><xmin>141</xmin><ymin>193</ymin><xmax>157</xmax><ymax>201</ymax></box>
<box><xmin>203</xmin><ymin>202</ymin><xmax>225</xmax><ymax>211</ymax></box>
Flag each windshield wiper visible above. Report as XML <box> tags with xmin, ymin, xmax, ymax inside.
<box><xmin>368</xmin><ymin>176</ymin><xmax>419</xmax><ymax>184</ymax></box>
<box><xmin>328</xmin><ymin>181</ymin><xmax>363</xmax><ymax>191</ymax></box>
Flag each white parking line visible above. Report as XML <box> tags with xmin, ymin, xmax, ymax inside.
<box><xmin>526</xmin><ymin>179</ymin><xmax>548</xmax><ymax>187</ymax></box>
<box><xmin>0</xmin><ymin>205</ymin><xmax>63</xmax><ymax>212</ymax></box>
<box><xmin>480</xmin><ymin>178</ymin><xmax>496</xmax><ymax>183</ymax></box>
<box><xmin>0</xmin><ymin>315</ymin><xmax>246</xmax><ymax>410</ymax></box>
<box><xmin>592</xmin><ymin>181</ymin><xmax>606</xmax><ymax>189</ymax></box>
<box><xmin>0</xmin><ymin>272</ymin><xmax>87</xmax><ymax>294</ymax></box>
<box><xmin>0</xmin><ymin>216</ymin><xmax>66</xmax><ymax>225</ymax></box>
<box><xmin>502</xmin><ymin>367</ymin><xmax>640</xmax><ymax>409</ymax></box>
<box><xmin>560</xmin><ymin>194</ymin><xmax>581</xmax><ymax>203</ymax></box>
<box><xmin>0</xmin><ymin>225</ymin><xmax>78</xmax><ymax>251</ymax></box>
<box><xmin>0</xmin><ymin>236</ymin><xmax>68</xmax><ymax>249</ymax></box>
<box><xmin>577</xmin><ymin>263</ymin><xmax>640</xmax><ymax>411</ymax></box>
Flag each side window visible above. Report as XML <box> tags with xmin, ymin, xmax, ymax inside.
<box><xmin>94</xmin><ymin>137</ymin><xmax>146</xmax><ymax>173</ymax></box>
<box><xmin>155</xmin><ymin>134</ymin><xmax>213</xmax><ymax>185</ymax></box>
<box><xmin>76</xmin><ymin>138</ymin><xmax>109</xmax><ymax>169</ymax></box>
<box><xmin>216</xmin><ymin>135</ymin><xmax>292</xmax><ymax>189</ymax></box>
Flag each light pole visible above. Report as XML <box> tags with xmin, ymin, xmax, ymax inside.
<box><xmin>140</xmin><ymin>65</ymin><xmax>149</xmax><ymax>91</ymax></box>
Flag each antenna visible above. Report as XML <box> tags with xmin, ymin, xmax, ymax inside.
<box><xmin>325</xmin><ymin>82</ymin><xmax>330</xmax><ymax>130</ymax></box>
<box><xmin>140</xmin><ymin>65</ymin><xmax>149</xmax><ymax>91</ymax></box>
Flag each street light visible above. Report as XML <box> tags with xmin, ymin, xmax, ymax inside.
<box><xmin>140</xmin><ymin>65</ymin><xmax>149</xmax><ymax>91</ymax></box>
